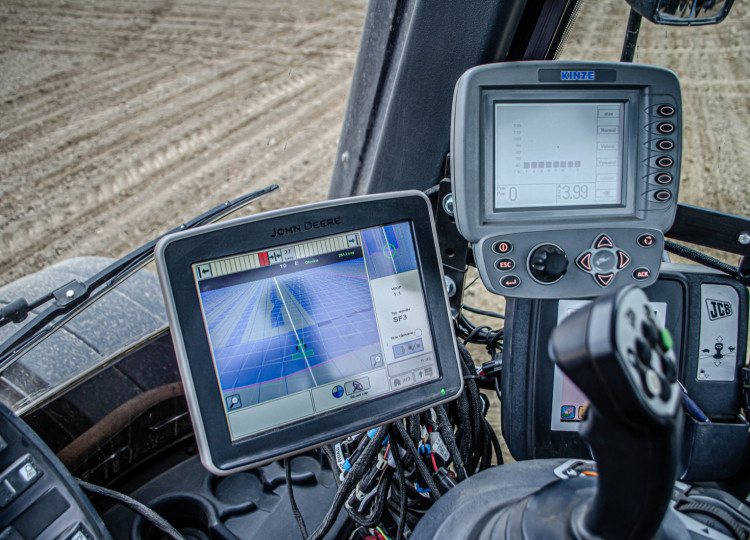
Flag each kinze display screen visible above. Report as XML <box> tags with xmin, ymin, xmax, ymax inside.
<box><xmin>193</xmin><ymin>221</ymin><xmax>440</xmax><ymax>442</ymax></box>
<box><xmin>494</xmin><ymin>101</ymin><xmax>625</xmax><ymax>210</ymax></box>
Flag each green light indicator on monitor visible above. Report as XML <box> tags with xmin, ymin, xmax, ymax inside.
<box><xmin>441</xmin><ymin>388</ymin><xmax>446</xmax><ymax>394</ymax></box>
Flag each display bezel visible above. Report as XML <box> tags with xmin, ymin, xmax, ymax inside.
<box><xmin>480</xmin><ymin>89</ymin><xmax>640</xmax><ymax>226</ymax></box>
<box><xmin>156</xmin><ymin>192</ymin><xmax>462</xmax><ymax>474</ymax></box>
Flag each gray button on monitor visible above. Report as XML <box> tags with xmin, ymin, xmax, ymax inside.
<box><xmin>592</xmin><ymin>251</ymin><xmax>616</xmax><ymax>272</ymax></box>
<box><xmin>345</xmin><ymin>377</ymin><xmax>371</xmax><ymax>395</ymax></box>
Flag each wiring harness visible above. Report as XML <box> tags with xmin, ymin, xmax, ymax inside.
<box><xmin>284</xmin><ymin>337</ymin><xmax>503</xmax><ymax>540</ymax></box>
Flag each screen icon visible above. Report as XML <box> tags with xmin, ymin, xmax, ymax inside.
<box><xmin>370</xmin><ymin>354</ymin><xmax>383</xmax><ymax>368</ymax></box>
<box><xmin>226</xmin><ymin>394</ymin><xmax>242</xmax><ymax>410</ymax></box>
<box><xmin>196</xmin><ymin>264</ymin><xmax>212</xmax><ymax>279</ymax></box>
<box><xmin>578</xmin><ymin>405</ymin><xmax>589</xmax><ymax>420</ymax></box>
<box><xmin>561</xmin><ymin>405</ymin><xmax>576</xmax><ymax>420</ymax></box>
<box><xmin>345</xmin><ymin>377</ymin><xmax>370</xmax><ymax>395</ymax></box>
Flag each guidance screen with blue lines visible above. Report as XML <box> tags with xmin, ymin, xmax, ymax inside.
<box><xmin>193</xmin><ymin>222</ymin><xmax>439</xmax><ymax>441</ymax></box>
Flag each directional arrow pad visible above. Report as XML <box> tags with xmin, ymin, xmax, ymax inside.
<box><xmin>594</xmin><ymin>234</ymin><xmax>614</xmax><ymax>249</ymax></box>
<box><xmin>617</xmin><ymin>250</ymin><xmax>631</xmax><ymax>269</ymax></box>
<box><xmin>537</xmin><ymin>231</ymin><xmax>658</xmax><ymax>294</ymax></box>
<box><xmin>576</xmin><ymin>251</ymin><xmax>592</xmax><ymax>272</ymax></box>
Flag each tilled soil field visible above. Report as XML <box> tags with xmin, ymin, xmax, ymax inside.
<box><xmin>0</xmin><ymin>0</ymin><xmax>367</xmax><ymax>286</ymax></box>
<box><xmin>1</xmin><ymin>0</ymin><xmax>748</xmax><ymax>288</ymax></box>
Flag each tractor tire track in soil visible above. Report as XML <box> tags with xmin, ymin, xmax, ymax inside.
<box><xmin>0</xmin><ymin>0</ymin><xmax>367</xmax><ymax>285</ymax></box>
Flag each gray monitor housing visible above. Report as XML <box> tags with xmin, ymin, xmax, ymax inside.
<box><xmin>451</xmin><ymin>61</ymin><xmax>681</xmax><ymax>299</ymax></box>
<box><xmin>156</xmin><ymin>191</ymin><xmax>463</xmax><ymax>474</ymax></box>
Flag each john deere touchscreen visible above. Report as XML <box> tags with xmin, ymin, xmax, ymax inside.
<box><xmin>193</xmin><ymin>222</ymin><xmax>438</xmax><ymax>441</ymax></box>
<box><xmin>157</xmin><ymin>191</ymin><xmax>461</xmax><ymax>474</ymax></box>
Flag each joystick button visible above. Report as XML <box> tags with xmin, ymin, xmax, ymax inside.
<box><xmin>661</xmin><ymin>355</ymin><xmax>677</xmax><ymax>384</ymax></box>
<box><xmin>660</xmin><ymin>355</ymin><xmax>677</xmax><ymax>383</ymax></box>
<box><xmin>659</xmin><ymin>376</ymin><xmax>672</xmax><ymax>401</ymax></box>
<box><xmin>644</xmin><ymin>369</ymin><xmax>662</xmax><ymax>398</ymax></box>
<box><xmin>635</xmin><ymin>337</ymin><xmax>653</xmax><ymax>366</ymax></box>
<box><xmin>642</xmin><ymin>321</ymin><xmax>659</xmax><ymax>348</ymax></box>
<box><xmin>660</xmin><ymin>328</ymin><xmax>674</xmax><ymax>351</ymax></box>
<box><xmin>616</xmin><ymin>250</ymin><xmax>631</xmax><ymax>270</ymax></box>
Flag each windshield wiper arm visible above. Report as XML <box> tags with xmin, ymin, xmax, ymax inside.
<box><xmin>0</xmin><ymin>184</ymin><xmax>279</xmax><ymax>368</ymax></box>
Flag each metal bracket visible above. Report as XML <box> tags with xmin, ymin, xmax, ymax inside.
<box><xmin>52</xmin><ymin>280</ymin><xmax>87</xmax><ymax>307</ymax></box>
<box><xmin>667</xmin><ymin>204</ymin><xmax>750</xmax><ymax>284</ymax></box>
<box><xmin>428</xmin><ymin>179</ymin><xmax>470</xmax><ymax>315</ymax></box>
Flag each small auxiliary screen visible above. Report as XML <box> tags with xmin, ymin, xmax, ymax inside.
<box><xmin>493</xmin><ymin>102</ymin><xmax>625</xmax><ymax>210</ymax></box>
<box><xmin>193</xmin><ymin>222</ymin><xmax>439</xmax><ymax>441</ymax></box>
<box><xmin>551</xmin><ymin>299</ymin><xmax>667</xmax><ymax>431</ymax></box>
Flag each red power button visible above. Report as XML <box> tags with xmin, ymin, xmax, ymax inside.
<box><xmin>493</xmin><ymin>241</ymin><xmax>513</xmax><ymax>254</ymax></box>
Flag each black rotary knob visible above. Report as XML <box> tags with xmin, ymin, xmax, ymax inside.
<box><xmin>529</xmin><ymin>244</ymin><xmax>568</xmax><ymax>283</ymax></box>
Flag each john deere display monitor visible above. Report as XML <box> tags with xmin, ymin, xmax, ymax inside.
<box><xmin>156</xmin><ymin>191</ymin><xmax>462</xmax><ymax>474</ymax></box>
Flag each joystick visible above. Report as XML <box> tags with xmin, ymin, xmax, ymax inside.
<box><xmin>549</xmin><ymin>286</ymin><xmax>682</xmax><ymax>539</ymax></box>
<box><xmin>529</xmin><ymin>244</ymin><xmax>568</xmax><ymax>283</ymax></box>
<box><xmin>413</xmin><ymin>286</ymin><xmax>686</xmax><ymax>540</ymax></box>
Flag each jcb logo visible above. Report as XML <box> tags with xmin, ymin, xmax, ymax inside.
<box><xmin>706</xmin><ymin>299</ymin><xmax>732</xmax><ymax>321</ymax></box>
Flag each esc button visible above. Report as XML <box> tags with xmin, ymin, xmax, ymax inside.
<box><xmin>500</xmin><ymin>275</ymin><xmax>521</xmax><ymax>289</ymax></box>
<box><xmin>496</xmin><ymin>258</ymin><xmax>515</xmax><ymax>271</ymax></box>
<box><xmin>493</xmin><ymin>240</ymin><xmax>513</xmax><ymax>255</ymax></box>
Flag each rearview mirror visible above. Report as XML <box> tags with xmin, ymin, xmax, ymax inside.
<box><xmin>625</xmin><ymin>0</ymin><xmax>734</xmax><ymax>25</ymax></box>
